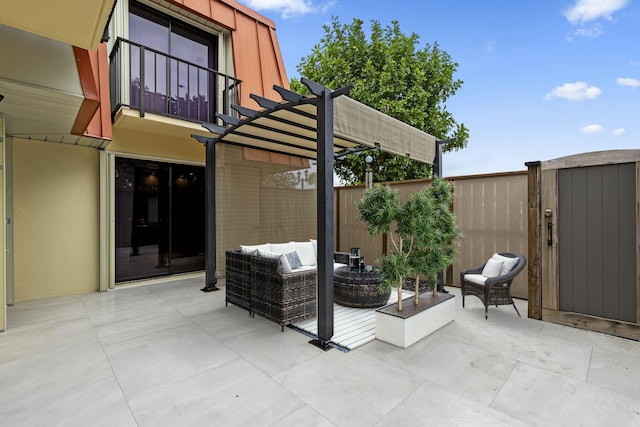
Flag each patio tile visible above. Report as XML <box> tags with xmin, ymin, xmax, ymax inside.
<box><xmin>7</xmin><ymin>294</ymin><xmax>88</xmax><ymax>328</ymax></box>
<box><xmin>129</xmin><ymin>359</ymin><xmax>305</xmax><ymax>427</ymax></box>
<box><xmin>492</xmin><ymin>363</ymin><xmax>640</xmax><ymax>426</ymax></box>
<box><xmin>80</xmin><ymin>284</ymin><xmax>154</xmax><ymax>306</ymax></box>
<box><xmin>541</xmin><ymin>321</ymin><xmax>640</xmax><ymax>357</ymax></box>
<box><xmin>0</xmin><ymin>316</ymin><xmax>98</xmax><ymax>363</ymax></box>
<box><xmin>272</xmin><ymin>405</ymin><xmax>337</xmax><ymax>427</ymax></box>
<box><xmin>588</xmin><ymin>346</ymin><xmax>640</xmax><ymax>400</ymax></box>
<box><xmin>0</xmin><ymin>339</ymin><xmax>135</xmax><ymax>426</ymax></box>
<box><xmin>470</xmin><ymin>323</ymin><xmax>592</xmax><ymax>380</ymax></box>
<box><xmin>432</xmin><ymin>315</ymin><xmax>489</xmax><ymax>344</ymax></box>
<box><xmin>224</xmin><ymin>326</ymin><xmax>323</xmax><ymax>377</ymax></box>
<box><xmin>82</xmin><ymin>292</ymin><xmax>177</xmax><ymax>328</ymax></box>
<box><xmin>3</xmin><ymin>277</ymin><xmax>640</xmax><ymax>426</ymax></box>
<box><xmin>358</xmin><ymin>338</ymin><xmax>398</xmax><ymax>359</ymax></box>
<box><xmin>192</xmin><ymin>302</ymin><xmax>272</xmax><ymax>342</ymax></box>
<box><xmin>273</xmin><ymin>349</ymin><xmax>424</xmax><ymax>427</ymax></box>
<box><xmin>107</xmin><ymin>327</ymin><xmax>240</xmax><ymax>400</ymax></box>
<box><xmin>383</xmin><ymin>334</ymin><xmax>518</xmax><ymax>405</ymax></box>
<box><xmin>0</xmin><ymin>369</ymin><xmax>135</xmax><ymax>426</ymax></box>
<box><xmin>94</xmin><ymin>308</ymin><xmax>198</xmax><ymax>355</ymax></box>
<box><xmin>376</xmin><ymin>377</ymin><xmax>527</xmax><ymax>427</ymax></box>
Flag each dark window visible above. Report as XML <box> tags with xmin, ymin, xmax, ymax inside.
<box><xmin>115</xmin><ymin>158</ymin><xmax>205</xmax><ymax>282</ymax></box>
<box><xmin>128</xmin><ymin>1</ymin><xmax>217</xmax><ymax>121</ymax></box>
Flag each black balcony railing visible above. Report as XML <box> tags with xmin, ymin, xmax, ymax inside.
<box><xmin>109</xmin><ymin>37</ymin><xmax>241</xmax><ymax>125</ymax></box>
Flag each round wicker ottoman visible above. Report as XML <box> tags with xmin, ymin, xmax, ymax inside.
<box><xmin>334</xmin><ymin>266</ymin><xmax>391</xmax><ymax>308</ymax></box>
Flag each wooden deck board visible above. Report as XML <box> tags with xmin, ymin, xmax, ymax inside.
<box><xmin>293</xmin><ymin>290</ymin><xmax>413</xmax><ymax>350</ymax></box>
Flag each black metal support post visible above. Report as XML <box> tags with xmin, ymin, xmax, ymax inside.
<box><xmin>202</xmin><ymin>139</ymin><xmax>220</xmax><ymax>292</ymax></box>
<box><xmin>305</xmin><ymin>80</ymin><xmax>335</xmax><ymax>350</ymax></box>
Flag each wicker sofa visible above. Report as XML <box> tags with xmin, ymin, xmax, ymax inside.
<box><xmin>225</xmin><ymin>241</ymin><xmax>348</xmax><ymax>330</ymax></box>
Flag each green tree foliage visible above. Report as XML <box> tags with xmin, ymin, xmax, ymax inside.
<box><xmin>291</xmin><ymin>17</ymin><xmax>469</xmax><ymax>185</ymax></box>
<box><xmin>356</xmin><ymin>179</ymin><xmax>462</xmax><ymax>311</ymax></box>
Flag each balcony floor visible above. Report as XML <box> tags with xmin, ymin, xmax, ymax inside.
<box><xmin>2</xmin><ymin>276</ymin><xmax>639</xmax><ymax>426</ymax></box>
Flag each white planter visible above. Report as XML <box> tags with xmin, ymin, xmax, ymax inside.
<box><xmin>375</xmin><ymin>293</ymin><xmax>455</xmax><ymax>348</ymax></box>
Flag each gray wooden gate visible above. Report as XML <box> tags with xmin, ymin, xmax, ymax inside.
<box><xmin>558</xmin><ymin>163</ymin><xmax>636</xmax><ymax>323</ymax></box>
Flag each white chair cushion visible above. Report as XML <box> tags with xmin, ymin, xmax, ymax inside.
<box><xmin>292</xmin><ymin>241</ymin><xmax>317</xmax><ymax>266</ymax></box>
<box><xmin>240</xmin><ymin>243</ymin><xmax>270</xmax><ymax>255</ymax></box>
<box><xmin>491</xmin><ymin>253</ymin><xmax>518</xmax><ymax>276</ymax></box>
<box><xmin>464</xmin><ymin>274</ymin><xmax>488</xmax><ymax>285</ymax></box>
<box><xmin>310</xmin><ymin>239</ymin><xmax>317</xmax><ymax>258</ymax></box>
<box><xmin>482</xmin><ymin>258</ymin><xmax>504</xmax><ymax>278</ymax></box>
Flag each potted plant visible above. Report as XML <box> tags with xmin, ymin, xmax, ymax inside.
<box><xmin>356</xmin><ymin>178</ymin><xmax>461</xmax><ymax>312</ymax></box>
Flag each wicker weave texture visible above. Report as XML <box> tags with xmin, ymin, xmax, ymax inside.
<box><xmin>334</xmin><ymin>267</ymin><xmax>390</xmax><ymax>308</ymax></box>
<box><xmin>251</xmin><ymin>256</ymin><xmax>317</xmax><ymax>326</ymax></box>
<box><xmin>225</xmin><ymin>251</ymin><xmax>252</xmax><ymax>312</ymax></box>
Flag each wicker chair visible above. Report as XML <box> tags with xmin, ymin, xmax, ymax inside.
<box><xmin>460</xmin><ymin>252</ymin><xmax>526</xmax><ymax>319</ymax></box>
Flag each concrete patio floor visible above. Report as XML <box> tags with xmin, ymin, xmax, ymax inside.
<box><xmin>1</xmin><ymin>275</ymin><xmax>640</xmax><ymax>426</ymax></box>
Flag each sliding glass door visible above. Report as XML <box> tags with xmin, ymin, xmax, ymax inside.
<box><xmin>115</xmin><ymin>158</ymin><xmax>205</xmax><ymax>282</ymax></box>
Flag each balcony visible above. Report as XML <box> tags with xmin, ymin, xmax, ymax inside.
<box><xmin>109</xmin><ymin>37</ymin><xmax>241</xmax><ymax>126</ymax></box>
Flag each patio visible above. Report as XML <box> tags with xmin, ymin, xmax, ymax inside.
<box><xmin>1</xmin><ymin>276</ymin><xmax>639</xmax><ymax>426</ymax></box>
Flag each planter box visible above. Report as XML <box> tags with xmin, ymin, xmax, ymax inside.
<box><xmin>375</xmin><ymin>293</ymin><xmax>455</xmax><ymax>348</ymax></box>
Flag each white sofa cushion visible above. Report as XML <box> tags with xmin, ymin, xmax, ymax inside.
<box><xmin>482</xmin><ymin>258</ymin><xmax>504</xmax><ymax>278</ymax></box>
<box><xmin>292</xmin><ymin>241</ymin><xmax>317</xmax><ymax>266</ymax></box>
<box><xmin>270</xmin><ymin>242</ymin><xmax>296</xmax><ymax>255</ymax></box>
<box><xmin>491</xmin><ymin>253</ymin><xmax>518</xmax><ymax>276</ymax></box>
<box><xmin>310</xmin><ymin>239</ymin><xmax>317</xmax><ymax>257</ymax></box>
<box><xmin>240</xmin><ymin>243</ymin><xmax>271</xmax><ymax>255</ymax></box>
<box><xmin>464</xmin><ymin>274</ymin><xmax>487</xmax><ymax>285</ymax></box>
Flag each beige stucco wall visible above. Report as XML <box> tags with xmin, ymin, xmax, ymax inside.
<box><xmin>13</xmin><ymin>138</ymin><xmax>99</xmax><ymax>301</ymax></box>
<box><xmin>108</xmin><ymin>126</ymin><xmax>205</xmax><ymax>164</ymax></box>
<box><xmin>0</xmin><ymin>116</ymin><xmax>5</xmax><ymax>330</ymax></box>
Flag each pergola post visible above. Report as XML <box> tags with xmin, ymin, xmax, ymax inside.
<box><xmin>202</xmin><ymin>139</ymin><xmax>220</xmax><ymax>292</ymax></box>
<box><xmin>190</xmin><ymin>134</ymin><xmax>220</xmax><ymax>293</ymax></box>
<box><xmin>308</xmin><ymin>83</ymin><xmax>335</xmax><ymax>349</ymax></box>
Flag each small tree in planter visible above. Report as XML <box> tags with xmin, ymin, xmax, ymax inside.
<box><xmin>356</xmin><ymin>179</ymin><xmax>461</xmax><ymax>312</ymax></box>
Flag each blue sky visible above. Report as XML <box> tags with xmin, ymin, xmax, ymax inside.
<box><xmin>237</xmin><ymin>0</ymin><xmax>639</xmax><ymax>176</ymax></box>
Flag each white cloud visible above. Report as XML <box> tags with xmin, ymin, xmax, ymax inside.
<box><xmin>616</xmin><ymin>77</ymin><xmax>640</xmax><ymax>87</ymax></box>
<box><xmin>567</xmin><ymin>23</ymin><xmax>603</xmax><ymax>40</ymax></box>
<box><xmin>612</xmin><ymin>128</ymin><xmax>626</xmax><ymax>136</ymax></box>
<box><xmin>580</xmin><ymin>124</ymin><xmax>606</xmax><ymax>134</ymax></box>
<box><xmin>241</xmin><ymin>0</ymin><xmax>331</xmax><ymax>18</ymax></box>
<box><xmin>564</xmin><ymin>0</ymin><xmax>628</xmax><ymax>24</ymax></box>
<box><xmin>544</xmin><ymin>82</ymin><xmax>602</xmax><ymax>101</ymax></box>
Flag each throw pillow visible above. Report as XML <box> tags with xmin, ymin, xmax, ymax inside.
<box><xmin>482</xmin><ymin>258</ymin><xmax>504</xmax><ymax>278</ymax></box>
<box><xmin>292</xmin><ymin>241</ymin><xmax>316</xmax><ymax>266</ymax></box>
<box><xmin>283</xmin><ymin>251</ymin><xmax>302</xmax><ymax>270</ymax></box>
<box><xmin>491</xmin><ymin>253</ymin><xmax>518</xmax><ymax>276</ymax></box>
<box><xmin>257</xmin><ymin>249</ymin><xmax>293</xmax><ymax>273</ymax></box>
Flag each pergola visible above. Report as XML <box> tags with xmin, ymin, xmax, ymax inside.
<box><xmin>193</xmin><ymin>79</ymin><xmax>436</xmax><ymax>349</ymax></box>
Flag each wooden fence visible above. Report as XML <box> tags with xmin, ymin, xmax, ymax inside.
<box><xmin>334</xmin><ymin>171</ymin><xmax>529</xmax><ymax>298</ymax></box>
